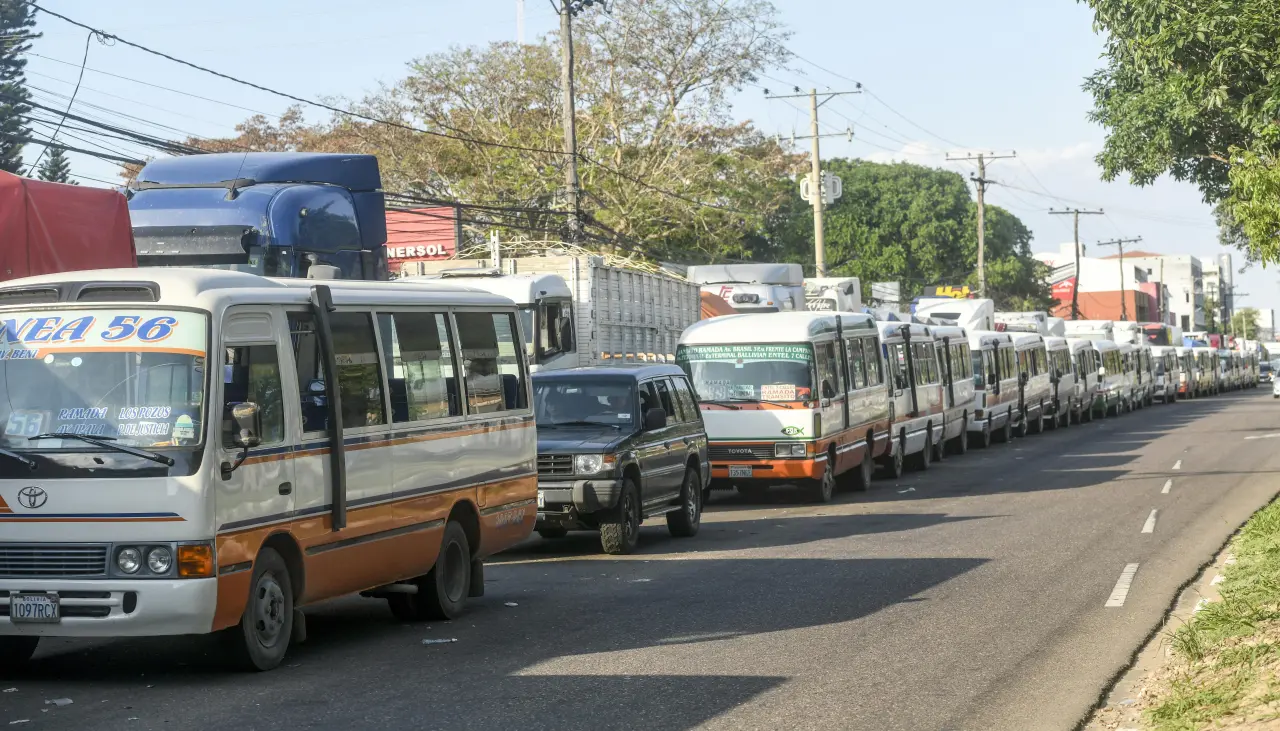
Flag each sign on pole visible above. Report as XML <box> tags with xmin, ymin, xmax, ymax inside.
<box><xmin>801</xmin><ymin>173</ymin><xmax>842</xmax><ymax>205</ymax></box>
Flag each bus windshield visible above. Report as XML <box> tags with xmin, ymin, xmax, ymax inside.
<box><xmin>677</xmin><ymin>343</ymin><xmax>814</xmax><ymax>403</ymax></box>
<box><xmin>0</xmin><ymin>308</ymin><xmax>207</xmax><ymax>451</ymax></box>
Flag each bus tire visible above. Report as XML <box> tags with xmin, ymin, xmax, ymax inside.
<box><xmin>951</xmin><ymin>416</ymin><xmax>969</xmax><ymax>455</ymax></box>
<box><xmin>971</xmin><ymin>420</ymin><xmax>992</xmax><ymax>449</ymax></box>
<box><xmin>231</xmin><ymin>547</ymin><xmax>293</xmax><ymax>672</ymax></box>
<box><xmin>850</xmin><ymin>450</ymin><xmax>874</xmax><ymax>492</ymax></box>
<box><xmin>667</xmin><ymin>467</ymin><xmax>703</xmax><ymax>537</ymax></box>
<box><xmin>421</xmin><ymin>521</ymin><xmax>473</xmax><ymax>619</ymax></box>
<box><xmin>880</xmin><ymin>436</ymin><xmax>905</xmax><ymax>478</ymax></box>
<box><xmin>996</xmin><ymin>416</ymin><xmax>1013</xmax><ymax>443</ymax></box>
<box><xmin>911</xmin><ymin>429</ymin><xmax>932</xmax><ymax>471</ymax></box>
<box><xmin>0</xmin><ymin>637</ymin><xmax>39</xmax><ymax>669</ymax></box>
<box><xmin>600</xmin><ymin>480</ymin><xmax>641</xmax><ymax>555</ymax></box>
<box><xmin>932</xmin><ymin>425</ymin><xmax>947</xmax><ymax>462</ymax></box>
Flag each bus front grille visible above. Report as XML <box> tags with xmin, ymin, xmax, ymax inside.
<box><xmin>0</xmin><ymin>544</ymin><xmax>109</xmax><ymax>578</ymax></box>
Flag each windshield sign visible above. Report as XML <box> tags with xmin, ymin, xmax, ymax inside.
<box><xmin>0</xmin><ymin>309</ymin><xmax>207</xmax><ymax>450</ymax></box>
<box><xmin>677</xmin><ymin>344</ymin><xmax>814</xmax><ymax>402</ymax></box>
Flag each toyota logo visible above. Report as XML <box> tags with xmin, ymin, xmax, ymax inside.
<box><xmin>17</xmin><ymin>486</ymin><xmax>47</xmax><ymax>509</ymax></box>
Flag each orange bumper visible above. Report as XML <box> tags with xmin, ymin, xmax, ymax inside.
<box><xmin>711</xmin><ymin>458</ymin><xmax>825</xmax><ymax>481</ymax></box>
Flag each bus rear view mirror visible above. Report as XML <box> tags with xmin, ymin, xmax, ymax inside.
<box><xmin>231</xmin><ymin>402</ymin><xmax>263</xmax><ymax>449</ymax></box>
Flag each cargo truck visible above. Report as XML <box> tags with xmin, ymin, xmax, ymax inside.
<box><xmin>0</xmin><ymin>171</ymin><xmax>136</xmax><ymax>279</ymax></box>
<box><xmin>404</xmin><ymin>256</ymin><xmax>701</xmax><ymax>371</ymax></box>
<box><xmin>686</xmin><ymin>263</ymin><xmax>804</xmax><ymax>314</ymax></box>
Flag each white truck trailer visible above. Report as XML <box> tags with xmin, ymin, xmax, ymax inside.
<box><xmin>404</xmin><ymin>256</ymin><xmax>701</xmax><ymax>371</ymax></box>
<box><xmin>803</xmin><ymin>277</ymin><xmax>862</xmax><ymax>311</ymax></box>
<box><xmin>686</xmin><ymin>262</ymin><xmax>805</xmax><ymax>314</ymax></box>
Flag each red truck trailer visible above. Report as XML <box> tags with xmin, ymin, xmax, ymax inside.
<box><xmin>0</xmin><ymin>171</ymin><xmax>136</xmax><ymax>280</ymax></box>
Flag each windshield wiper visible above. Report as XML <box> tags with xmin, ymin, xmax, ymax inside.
<box><xmin>698</xmin><ymin>399</ymin><xmax>742</xmax><ymax>410</ymax></box>
<box><xmin>28</xmin><ymin>433</ymin><xmax>176</xmax><ymax>467</ymax></box>
<box><xmin>545</xmin><ymin>420</ymin><xmax>622</xmax><ymax>429</ymax></box>
<box><xmin>726</xmin><ymin>397</ymin><xmax>795</xmax><ymax>409</ymax></box>
<box><xmin>0</xmin><ymin>447</ymin><xmax>36</xmax><ymax>470</ymax></box>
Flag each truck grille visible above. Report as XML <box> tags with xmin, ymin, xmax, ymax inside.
<box><xmin>0</xmin><ymin>544</ymin><xmax>109</xmax><ymax>578</ymax></box>
<box><xmin>709</xmin><ymin>444</ymin><xmax>774</xmax><ymax>461</ymax></box>
<box><xmin>537</xmin><ymin>454</ymin><xmax>574</xmax><ymax>477</ymax></box>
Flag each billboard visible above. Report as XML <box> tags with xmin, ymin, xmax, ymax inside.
<box><xmin>384</xmin><ymin>207</ymin><xmax>460</xmax><ymax>262</ymax></box>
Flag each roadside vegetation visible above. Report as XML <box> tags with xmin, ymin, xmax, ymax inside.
<box><xmin>1146</xmin><ymin>499</ymin><xmax>1280</xmax><ymax>729</ymax></box>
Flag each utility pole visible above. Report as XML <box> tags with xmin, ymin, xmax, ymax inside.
<box><xmin>1049</xmin><ymin>208</ymin><xmax>1104</xmax><ymax>320</ymax></box>
<box><xmin>1097</xmin><ymin>236</ymin><xmax>1142</xmax><ymax>321</ymax></box>
<box><xmin>1158</xmin><ymin>258</ymin><xmax>1165</xmax><ymax>324</ymax></box>
<box><xmin>556</xmin><ymin>1</ymin><xmax>606</xmax><ymax>241</ymax></box>
<box><xmin>516</xmin><ymin>0</ymin><xmax>525</xmax><ymax>43</ymax></box>
<box><xmin>947</xmin><ymin>151</ymin><xmax>1016</xmax><ymax>297</ymax></box>
<box><xmin>766</xmin><ymin>88</ymin><xmax>860</xmax><ymax>277</ymax></box>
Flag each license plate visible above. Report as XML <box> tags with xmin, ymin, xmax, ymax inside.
<box><xmin>537</xmin><ymin>491</ymin><xmax>545</xmax><ymax>509</ymax></box>
<box><xmin>10</xmin><ymin>593</ymin><xmax>59</xmax><ymax>624</ymax></box>
<box><xmin>728</xmin><ymin>465</ymin><xmax>753</xmax><ymax>479</ymax></box>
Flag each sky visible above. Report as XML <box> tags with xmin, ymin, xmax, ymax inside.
<box><xmin>19</xmin><ymin>0</ymin><xmax>1279</xmax><ymax>322</ymax></box>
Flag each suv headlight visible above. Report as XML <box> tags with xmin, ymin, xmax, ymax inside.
<box><xmin>575</xmin><ymin>454</ymin><xmax>616</xmax><ymax>475</ymax></box>
<box><xmin>774</xmin><ymin>442</ymin><xmax>807</xmax><ymax>458</ymax></box>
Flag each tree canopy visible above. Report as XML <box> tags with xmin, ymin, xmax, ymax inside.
<box><xmin>0</xmin><ymin>0</ymin><xmax>37</xmax><ymax>174</ymax></box>
<box><xmin>1084</xmin><ymin>0</ymin><xmax>1280</xmax><ymax>264</ymax></box>
<box><xmin>36</xmin><ymin>146</ymin><xmax>74</xmax><ymax>184</ymax></box>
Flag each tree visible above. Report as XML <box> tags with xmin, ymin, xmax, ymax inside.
<box><xmin>1084</xmin><ymin>0</ymin><xmax>1280</xmax><ymax>263</ymax></box>
<box><xmin>35</xmin><ymin>146</ymin><xmax>74</xmax><ymax>184</ymax></box>
<box><xmin>0</xmin><ymin>0</ymin><xmax>38</xmax><ymax>174</ymax></box>
<box><xmin>770</xmin><ymin>158</ymin><xmax>1052</xmax><ymax>309</ymax></box>
<box><xmin>1230</xmin><ymin>307</ymin><xmax>1260</xmax><ymax>339</ymax></box>
<box><xmin>138</xmin><ymin>0</ymin><xmax>797</xmax><ymax>262</ymax></box>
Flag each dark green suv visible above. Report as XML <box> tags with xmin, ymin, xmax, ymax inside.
<box><xmin>533</xmin><ymin>365</ymin><xmax>710</xmax><ymax>555</ymax></box>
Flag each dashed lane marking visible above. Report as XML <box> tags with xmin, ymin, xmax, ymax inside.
<box><xmin>1162</xmin><ymin>479</ymin><xmax>1173</xmax><ymax>494</ymax></box>
<box><xmin>1142</xmin><ymin>509</ymin><xmax>1158</xmax><ymax>534</ymax></box>
<box><xmin>1172</xmin><ymin>460</ymin><xmax>1182</xmax><ymax>470</ymax></box>
<box><xmin>1106</xmin><ymin>563</ymin><xmax>1140</xmax><ymax>608</ymax></box>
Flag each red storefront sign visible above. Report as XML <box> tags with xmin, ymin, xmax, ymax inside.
<box><xmin>384</xmin><ymin>206</ymin><xmax>460</xmax><ymax>262</ymax></box>
<box><xmin>1051</xmin><ymin>277</ymin><xmax>1076</xmax><ymax>300</ymax></box>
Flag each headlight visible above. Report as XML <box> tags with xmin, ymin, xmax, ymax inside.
<box><xmin>117</xmin><ymin>547</ymin><xmax>141</xmax><ymax>574</ymax></box>
<box><xmin>774</xmin><ymin>442</ymin><xmax>807</xmax><ymax>457</ymax></box>
<box><xmin>575</xmin><ymin>454</ymin><xmax>616</xmax><ymax>475</ymax></box>
<box><xmin>147</xmin><ymin>547</ymin><xmax>173</xmax><ymax>574</ymax></box>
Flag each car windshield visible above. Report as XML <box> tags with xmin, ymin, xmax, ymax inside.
<box><xmin>677</xmin><ymin>343</ymin><xmax>814</xmax><ymax>402</ymax></box>
<box><xmin>0</xmin><ymin>308</ymin><xmax>207</xmax><ymax>450</ymax></box>
<box><xmin>534</xmin><ymin>379</ymin><xmax>636</xmax><ymax>428</ymax></box>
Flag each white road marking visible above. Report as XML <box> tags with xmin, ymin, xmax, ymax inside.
<box><xmin>1106</xmin><ymin>563</ymin><xmax>1140</xmax><ymax>607</ymax></box>
<box><xmin>1142</xmin><ymin>509</ymin><xmax>1158</xmax><ymax>534</ymax></box>
<box><xmin>1172</xmin><ymin>460</ymin><xmax>1182</xmax><ymax>470</ymax></box>
<box><xmin>1161</xmin><ymin>479</ymin><xmax>1173</xmax><ymax>494</ymax></box>
<box><xmin>1244</xmin><ymin>433</ymin><xmax>1280</xmax><ymax>441</ymax></box>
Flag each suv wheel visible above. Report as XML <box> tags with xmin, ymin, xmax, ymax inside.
<box><xmin>667</xmin><ymin>467</ymin><xmax>702</xmax><ymax>537</ymax></box>
<box><xmin>600</xmin><ymin>479</ymin><xmax>641</xmax><ymax>555</ymax></box>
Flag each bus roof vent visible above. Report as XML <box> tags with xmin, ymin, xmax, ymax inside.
<box><xmin>0</xmin><ymin>286</ymin><xmax>60</xmax><ymax>305</ymax></box>
<box><xmin>74</xmin><ymin>282</ymin><xmax>160</xmax><ymax>302</ymax></box>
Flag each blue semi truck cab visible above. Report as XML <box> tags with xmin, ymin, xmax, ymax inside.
<box><xmin>128</xmin><ymin>152</ymin><xmax>389</xmax><ymax>280</ymax></box>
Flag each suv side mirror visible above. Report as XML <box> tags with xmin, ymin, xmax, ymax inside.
<box><xmin>643</xmin><ymin>408</ymin><xmax>668</xmax><ymax>431</ymax></box>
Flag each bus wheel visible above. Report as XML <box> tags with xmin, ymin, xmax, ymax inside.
<box><xmin>996</xmin><ymin>417</ymin><xmax>1013</xmax><ymax>443</ymax></box>
<box><xmin>806</xmin><ymin>466</ymin><xmax>836</xmax><ymax>503</ymax></box>
<box><xmin>232</xmin><ymin>547</ymin><xmax>293</xmax><ymax>672</ymax></box>
<box><xmin>0</xmin><ymin>637</ymin><xmax>39</xmax><ymax>669</ymax></box>
<box><xmin>951</xmin><ymin>417</ymin><xmax>969</xmax><ymax>455</ymax></box>
<box><xmin>850</xmin><ymin>451</ymin><xmax>874</xmax><ymax>492</ymax></box>
<box><xmin>880</xmin><ymin>439</ymin><xmax>905</xmax><ymax>479</ymax></box>
<box><xmin>911</xmin><ymin>430</ymin><xmax>932</xmax><ymax>471</ymax></box>
<box><xmin>932</xmin><ymin>427</ymin><xmax>947</xmax><ymax>462</ymax></box>
<box><xmin>971</xmin><ymin>420</ymin><xmax>992</xmax><ymax>449</ymax></box>
<box><xmin>1029</xmin><ymin>407</ymin><xmax>1044</xmax><ymax>435</ymax></box>
<box><xmin>421</xmin><ymin>521</ymin><xmax>473</xmax><ymax>618</ymax></box>
<box><xmin>600</xmin><ymin>480</ymin><xmax>641</xmax><ymax>555</ymax></box>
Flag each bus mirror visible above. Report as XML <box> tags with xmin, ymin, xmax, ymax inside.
<box><xmin>987</xmin><ymin>372</ymin><xmax>998</xmax><ymax>387</ymax></box>
<box><xmin>1020</xmin><ymin>371</ymin><xmax>1029</xmax><ymax>385</ymax></box>
<box><xmin>231</xmin><ymin>402</ymin><xmax>263</xmax><ymax>449</ymax></box>
<box><xmin>1098</xmin><ymin>367</ymin><xmax>1107</xmax><ymax>378</ymax></box>
<box><xmin>821</xmin><ymin>379</ymin><xmax>836</xmax><ymax>399</ymax></box>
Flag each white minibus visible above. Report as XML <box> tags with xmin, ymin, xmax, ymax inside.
<box><xmin>1093</xmin><ymin>340</ymin><xmax>1127</xmax><ymax>416</ymax></box>
<box><xmin>0</xmin><ymin>269</ymin><xmax>537</xmax><ymax>670</ymax></box>
<box><xmin>967</xmin><ymin>331</ymin><xmax>1019</xmax><ymax>446</ymax></box>
<box><xmin>1012</xmin><ymin>333</ymin><xmax>1053</xmax><ymax>436</ymax></box>
<box><xmin>1117</xmin><ymin>343</ymin><xmax>1141</xmax><ymax>411</ymax></box>
<box><xmin>877</xmin><ymin>322</ymin><xmax>945</xmax><ymax>476</ymax></box>
<box><xmin>930</xmin><ymin>326</ymin><xmax>976</xmax><ymax>458</ymax></box>
<box><xmin>677</xmin><ymin>312</ymin><xmax>891</xmax><ymax>502</ymax></box>
<box><xmin>1174</xmin><ymin>346</ymin><xmax>1198</xmax><ymax>399</ymax></box>
<box><xmin>1045</xmin><ymin>337</ymin><xmax>1081</xmax><ymax>428</ymax></box>
<box><xmin>1150</xmin><ymin>346</ymin><xmax>1180</xmax><ymax>403</ymax></box>
<box><xmin>1067</xmin><ymin>338</ymin><xmax>1099</xmax><ymax>423</ymax></box>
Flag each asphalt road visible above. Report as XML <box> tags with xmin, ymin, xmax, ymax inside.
<box><xmin>4</xmin><ymin>390</ymin><xmax>1279</xmax><ymax>731</ymax></box>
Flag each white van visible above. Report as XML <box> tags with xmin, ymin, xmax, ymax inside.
<box><xmin>1067</xmin><ymin>338</ymin><xmax>1100</xmax><ymax>423</ymax></box>
<box><xmin>1044</xmin><ymin>337</ymin><xmax>1081</xmax><ymax>428</ymax></box>
<box><xmin>1012</xmin><ymin>333</ymin><xmax>1053</xmax><ymax>436</ymax></box>
<box><xmin>967</xmin><ymin>331</ymin><xmax>1019</xmax><ymax>446</ymax></box>
<box><xmin>1094</xmin><ymin>340</ymin><xmax>1128</xmax><ymax>416</ymax></box>
<box><xmin>1192</xmin><ymin>347</ymin><xmax>1219</xmax><ymax>395</ymax></box>
<box><xmin>1150</xmin><ymin>346</ymin><xmax>1180</xmax><ymax>403</ymax></box>
<box><xmin>1117</xmin><ymin>343</ymin><xmax>1141</xmax><ymax>411</ymax></box>
<box><xmin>677</xmin><ymin>312</ymin><xmax>891</xmax><ymax>501</ymax></box>
<box><xmin>930</xmin><ymin>326</ymin><xmax>976</xmax><ymax>458</ymax></box>
<box><xmin>0</xmin><ymin>269</ymin><xmax>538</xmax><ymax>670</ymax></box>
<box><xmin>1174</xmin><ymin>346</ymin><xmax>1198</xmax><ymax>398</ymax></box>
<box><xmin>877</xmin><ymin>322</ymin><xmax>945</xmax><ymax>477</ymax></box>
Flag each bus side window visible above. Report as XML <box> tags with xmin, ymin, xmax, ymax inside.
<box><xmin>287</xmin><ymin>312</ymin><xmax>327</xmax><ymax>434</ymax></box>
<box><xmin>377</xmin><ymin>312</ymin><xmax>460</xmax><ymax>423</ymax></box>
<box><xmin>816</xmin><ymin>342</ymin><xmax>842</xmax><ymax>398</ymax></box>
<box><xmin>847</xmin><ymin>339</ymin><xmax>867</xmax><ymax>390</ymax></box>
<box><xmin>455</xmin><ymin>311</ymin><xmax>528</xmax><ymax>413</ymax></box>
<box><xmin>330</xmin><ymin>312</ymin><xmax>386</xmax><ymax>429</ymax></box>
<box><xmin>222</xmin><ymin>345</ymin><xmax>286</xmax><ymax>446</ymax></box>
<box><xmin>862</xmin><ymin>339</ymin><xmax>882</xmax><ymax>387</ymax></box>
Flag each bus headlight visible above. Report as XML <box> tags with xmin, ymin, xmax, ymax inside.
<box><xmin>116</xmin><ymin>547</ymin><xmax>142</xmax><ymax>574</ymax></box>
<box><xmin>147</xmin><ymin>547</ymin><xmax>173</xmax><ymax>574</ymax></box>
<box><xmin>774</xmin><ymin>442</ymin><xmax>807</xmax><ymax>458</ymax></box>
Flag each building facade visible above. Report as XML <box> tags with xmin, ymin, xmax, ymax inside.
<box><xmin>1119</xmin><ymin>253</ymin><xmax>1204</xmax><ymax>332</ymax></box>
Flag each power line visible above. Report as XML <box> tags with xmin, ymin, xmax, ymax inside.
<box><xmin>0</xmin><ymin>133</ymin><xmax>142</xmax><ymax>165</ymax></box>
<box><xmin>26</xmin><ymin>30</ymin><xmax>103</xmax><ymax>175</ymax></box>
